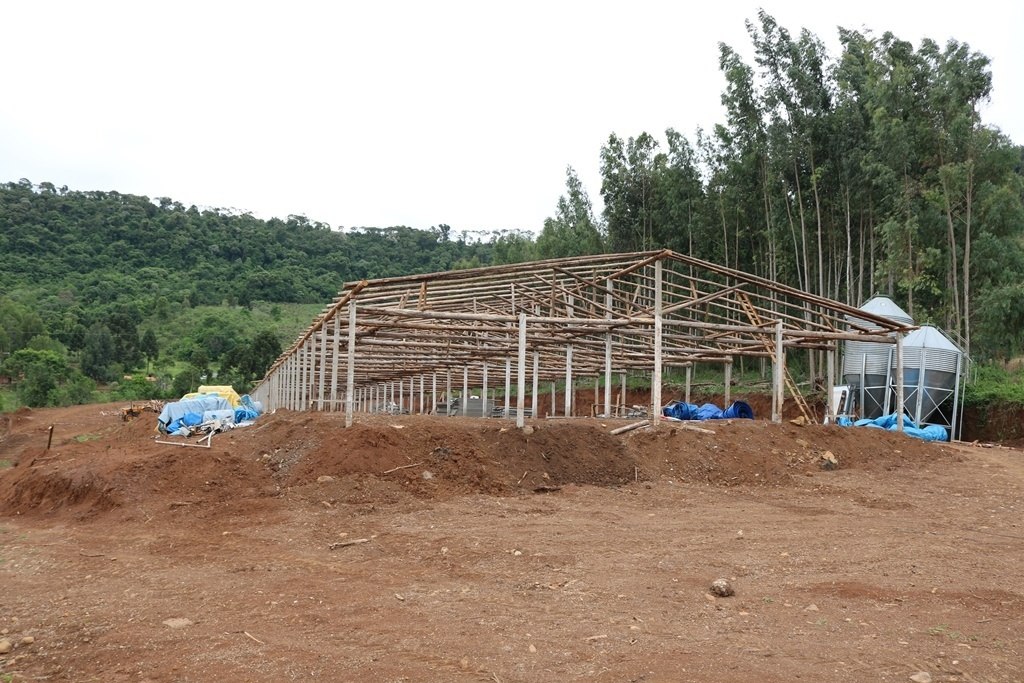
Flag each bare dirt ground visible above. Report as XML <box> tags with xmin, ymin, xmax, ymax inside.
<box><xmin>1</xmin><ymin>401</ymin><xmax>1023</xmax><ymax>682</ymax></box>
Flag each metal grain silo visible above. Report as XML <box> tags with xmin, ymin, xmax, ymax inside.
<box><xmin>890</xmin><ymin>325</ymin><xmax>963</xmax><ymax>429</ymax></box>
<box><xmin>842</xmin><ymin>296</ymin><xmax>914</xmax><ymax>419</ymax></box>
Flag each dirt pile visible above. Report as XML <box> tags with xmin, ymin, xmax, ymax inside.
<box><xmin>2</xmin><ymin>404</ymin><xmax>958</xmax><ymax>520</ymax></box>
<box><xmin>627</xmin><ymin>419</ymin><xmax>954</xmax><ymax>486</ymax></box>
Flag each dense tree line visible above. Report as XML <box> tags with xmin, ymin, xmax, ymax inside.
<box><xmin>539</xmin><ymin>13</ymin><xmax>1024</xmax><ymax>361</ymax></box>
<box><xmin>0</xmin><ymin>182</ymin><xmax>508</xmax><ymax>404</ymax></box>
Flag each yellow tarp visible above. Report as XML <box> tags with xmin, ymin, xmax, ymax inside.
<box><xmin>182</xmin><ymin>385</ymin><xmax>242</xmax><ymax>407</ymax></box>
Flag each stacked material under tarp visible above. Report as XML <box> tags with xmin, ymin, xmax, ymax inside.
<box><xmin>182</xmin><ymin>385</ymin><xmax>242</xmax><ymax>407</ymax></box>
<box><xmin>158</xmin><ymin>395</ymin><xmax>234</xmax><ymax>435</ymax></box>
<box><xmin>662</xmin><ymin>400</ymin><xmax>754</xmax><ymax>421</ymax></box>
<box><xmin>843</xmin><ymin>296</ymin><xmax>914</xmax><ymax>419</ymax></box>
<box><xmin>890</xmin><ymin>325</ymin><xmax>963</xmax><ymax>429</ymax></box>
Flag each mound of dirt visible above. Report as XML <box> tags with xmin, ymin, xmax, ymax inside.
<box><xmin>627</xmin><ymin>419</ymin><xmax>955</xmax><ymax>486</ymax></box>
<box><xmin>0</xmin><ymin>403</ymin><xmax>958</xmax><ymax>519</ymax></box>
<box><xmin>1</xmin><ymin>455</ymin><xmax>122</xmax><ymax>516</ymax></box>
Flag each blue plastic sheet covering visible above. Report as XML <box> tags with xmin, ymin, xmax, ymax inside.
<box><xmin>839</xmin><ymin>413</ymin><xmax>949</xmax><ymax>442</ymax></box>
<box><xmin>234</xmin><ymin>394</ymin><xmax>263</xmax><ymax>422</ymax></box>
<box><xmin>158</xmin><ymin>395</ymin><xmax>233</xmax><ymax>434</ymax></box>
<box><xmin>662</xmin><ymin>400</ymin><xmax>754</xmax><ymax>421</ymax></box>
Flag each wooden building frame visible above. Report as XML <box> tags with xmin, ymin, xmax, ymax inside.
<box><xmin>250</xmin><ymin>250</ymin><xmax>913</xmax><ymax>429</ymax></box>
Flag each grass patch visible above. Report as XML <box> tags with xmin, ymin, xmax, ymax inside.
<box><xmin>963</xmin><ymin>364</ymin><xmax>1024</xmax><ymax>407</ymax></box>
<box><xmin>74</xmin><ymin>433</ymin><xmax>102</xmax><ymax>443</ymax></box>
<box><xmin>0</xmin><ymin>459</ymin><xmax>11</xmax><ymax>469</ymax></box>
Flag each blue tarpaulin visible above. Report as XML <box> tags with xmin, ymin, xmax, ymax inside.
<box><xmin>158</xmin><ymin>395</ymin><xmax>233</xmax><ymax>434</ymax></box>
<box><xmin>662</xmin><ymin>400</ymin><xmax>754</xmax><ymax>421</ymax></box>
<box><xmin>839</xmin><ymin>412</ymin><xmax>948</xmax><ymax>442</ymax></box>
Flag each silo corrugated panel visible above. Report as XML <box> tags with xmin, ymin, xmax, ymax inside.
<box><xmin>891</xmin><ymin>326</ymin><xmax>962</xmax><ymax>424</ymax></box>
<box><xmin>843</xmin><ymin>297</ymin><xmax>914</xmax><ymax>418</ymax></box>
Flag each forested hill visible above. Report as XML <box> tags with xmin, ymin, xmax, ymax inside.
<box><xmin>0</xmin><ymin>180</ymin><xmax>508</xmax><ymax>313</ymax></box>
<box><xmin>0</xmin><ymin>182</ymin><xmax>540</xmax><ymax>404</ymax></box>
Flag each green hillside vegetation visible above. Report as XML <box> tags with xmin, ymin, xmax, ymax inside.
<box><xmin>0</xmin><ymin>183</ymin><xmax>518</xmax><ymax>408</ymax></box>
<box><xmin>2</xmin><ymin>12</ymin><xmax>1023</xmax><ymax>410</ymax></box>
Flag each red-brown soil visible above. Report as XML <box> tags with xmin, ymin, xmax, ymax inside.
<box><xmin>1</xmin><ymin>401</ymin><xmax>1022</xmax><ymax>682</ymax></box>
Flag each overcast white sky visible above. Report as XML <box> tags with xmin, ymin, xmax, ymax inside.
<box><xmin>2</xmin><ymin>1</ymin><xmax>1021</xmax><ymax>234</ymax></box>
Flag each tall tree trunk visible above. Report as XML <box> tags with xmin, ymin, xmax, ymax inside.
<box><xmin>688</xmin><ymin>197</ymin><xmax>696</xmax><ymax>280</ymax></box>
<box><xmin>719</xmin><ymin>190</ymin><xmax>729</xmax><ymax>271</ymax></box>
<box><xmin>940</xmin><ymin>170</ymin><xmax>962</xmax><ymax>340</ymax></box>
<box><xmin>904</xmin><ymin>170</ymin><xmax>914</xmax><ymax>318</ymax></box>
<box><xmin>811</xmin><ymin>155</ymin><xmax>824</xmax><ymax>298</ymax></box>
<box><xmin>687</xmin><ymin>198</ymin><xmax>694</xmax><ymax>279</ymax></box>
<box><xmin>794</xmin><ymin>158</ymin><xmax>811</xmax><ymax>297</ymax></box>
<box><xmin>783</xmin><ymin>187</ymin><xmax>804</xmax><ymax>291</ymax></box>
<box><xmin>845</xmin><ymin>187</ymin><xmax>853</xmax><ymax>306</ymax></box>
<box><xmin>857</xmin><ymin>208</ymin><xmax>865</xmax><ymax>306</ymax></box>
<box><xmin>963</xmin><ymin>162</ymin><xmax>974</xmax><ymax>358</ymax></box>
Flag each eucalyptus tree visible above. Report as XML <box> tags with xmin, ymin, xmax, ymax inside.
<box><xmin>537</xmin><ymin>166</ymin><xmax>604</xmax><ymax>259</ymax></box>
<box><xmin>600</xmin><ymin>132</ymin><xmax>660</xmax><ymax>252</ymax></box>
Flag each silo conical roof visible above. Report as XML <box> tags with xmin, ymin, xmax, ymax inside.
<box><xmin>857</xmin><ymin>296</ymin><xmax>914</xmax><ymax>325</ymax></box>
<box><xmin>902</xmin><ymin>325</ymin><xmax>962</xmax><ymax>353</ymax></box>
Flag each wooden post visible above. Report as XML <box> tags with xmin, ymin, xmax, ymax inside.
<box><xmin>419</xmin><ymin>375</ymin><xmax>425</xmax><ymax>414</ymax></box>
<box><xmin>432</xmin><ymin>372</ymin><xmax>437</xmax><ymax>414</ymax></box>
<box><xmin>915</xmin><ymin>348</ymin><xmax>927</xmax><ymax>426</ymax></box>
<box><xmin>274</xmin><ymin>370</ymin><xmax>281</xmax><ymax>412</ymax></box>
<box><xmin>517</xmin><ymin>312</ymin><xmax>527</xmax><ymax>429</ymax></box>
<box><xmin>318</xmin><ymin>326</ymin><xmax>327</xmax><ymax>411</ymax></box>
<box><xmin>294</xmin><ymin>352</ymin><xmax>301</xmax><ymax>411</ymax></box>
<box><xmin>724</xmin><ymin>359</ymin><xmax>732</xmax><ymax>406</ymax></box>
<box><xmin>895</xmin><ymin>332</ymin><xmax>904</xmax><ymax>433</ymax></box>
<box><xmin>306</xmin><ymin>339</ymin><xmax>315</xmax><ymax>410</ymax></box>
<box><xmin>550</xmin><ymin>381</ymin><xmax>556</xmax><ymax>417</ymax></box>
<box><xmin>345</xmin><ymin>302</ymin><xmax>357</xmax><ymax>428</ymax></box>
<box><xmin>604</xmin><ymin>278</ymin><xmax>613</xmax><ymax>417</ymax></box>
<box><xmin>773</xmin><ymin>320</ymin><xmax>784</xmax><ymax>424</ymax></box>
<box><xmin>621</xmin><ymin>373</ymin><xmax>627</xmax><ymax>414</ymax></box>
<box><xmin>564</xmin><ymin>346</ymin><xmax>573</xmax><ymax>418</ymax></box>
<box><xmin>951</xmin><ymin>354</ymin><xmax>963</xmax><ymax>440</ymax></box>
<box><xmin>399</xmin><ymin>377</ymin><xmax>404</xmax><ymax>413</ymax></box>
<box><xmin>446</xmin><ymin>369</ymin><xmax>452</xmax><ymax>410</ymax></box>
<box><xmin>271</xmin><ymin>369</ymin><xmax>278</xmax><ymax>412</ymax></box>
<box><xmin>565</xmin><ymin>294</ymin><xmax>573</xmax><ymax>418</ymax></box>
<box><xmin>296</xmin><ymin>353</ymin><xmax>302</xmax><ymax>411</ymax></box>
<box><xmin>330</xmin><ymin>313</ymin><xmax>340</xmax><ymax>411</ymax></box>
<box><xmin>826</xmin><ymin>346</ymin><xmax>836</xmax><ymax>423</ymax></box>
<box><xmin>294</xmin><ymin>354</ymin><xmax>301</xmax><ymax>411</ymax></box>
<box><xmin>290</xmin><ymin>347</ymin><xmax>298</xmax><ymax>411</ymax></box>
<box><xmin>531</xmin><ymin>350</ymin><xmax>539</xmax><ymax>418</ymax></box>
<box><xmin>685</xmin><ymin>364</ymin><xmax>692</xmax><ymax>405</ymax></box>
<box><xmin>482</xmin><ymin>362</ymin><xmax>489</xmax><ymax>418</ymax></box>
<box><xmin>504</xmin><ymin>357</ymin><xmax>511</xmax><ymax>418</ymax></box>
<box><xmin>292</xmin><ymin>348</ymin><xmax>300</xmax><ymax>411</ymax></box>
<box><xmin>652</xmin><ymin>259</ymin><xmax>663</xmax><ymax>426</ymax></box>
<box><xmin>462</xmin><ymin>366</ymin><xmax>469</xmax><ymax>416</ymax></box>
<box><xmin>286</xmin><ymin>353</ymin><xmax>294</xmax><ymax>411</ymax></box>
<box><xmin>303</xmin><ymin>342</ymin><xmax>311</xmax><ymax>411</ymax></box>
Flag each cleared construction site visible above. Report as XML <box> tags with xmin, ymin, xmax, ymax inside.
<box><xmin>5</xmin><ymin>253</ymin><xmax>1018</xmax><ymax>683</ymax></box>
